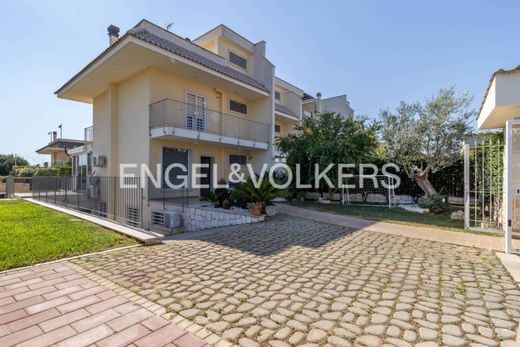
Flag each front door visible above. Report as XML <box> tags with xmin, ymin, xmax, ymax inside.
<box><xmin>200</xmin><ymin>156</ymin><xmax>212</xmax><ymax>197</ymax></box>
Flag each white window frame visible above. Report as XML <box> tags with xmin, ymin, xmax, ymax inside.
<box><xmin>184</xmin><ymin>91</ymin><xmax>207</xmax><ymax>131</ymax></box>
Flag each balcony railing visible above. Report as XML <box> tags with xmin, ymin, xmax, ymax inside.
<box><xmin>84</xmin><ymin>126</ymin><xmax>93</xmax><ymax>143</ymax></box>
<box><xmin>149</xmin><ymin>99</ymin><xmax>270</xmax><ymax>145</ymax></box>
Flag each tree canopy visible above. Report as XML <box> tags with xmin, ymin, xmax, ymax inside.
<box><xmin>379</xmin><ymin>86</ymin><xmax>473</xmax><ymax>197</ymax></box>
<box><xmin>276</xmin><ymin>112</ymin><xmax>379</xmax><ymax>196</ymax></box>
<box><xmin>0</xmin><ymin>154</ymin><xmax>29</xmax><ymax>176</ymax></box>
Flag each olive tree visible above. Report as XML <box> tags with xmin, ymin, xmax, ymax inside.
<box><xmin>379</xmin><ymin>87</ymin><xmax>473</xmax><ymax>198</ymax></box>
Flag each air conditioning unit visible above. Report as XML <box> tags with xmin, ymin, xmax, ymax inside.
<box><xmin>152</xmin><ymin>210</ymin><xmax>181</xmax><ymax>228</ymax></box>
<box><xmin>164</xmin><ymin>210</ymin><xmax>181</xmax><ymax>228</ymax></box>
<box><xmin>92</xmin><ymin>155</ymin><xmax>107</xmax><ymax>167</ymax></box>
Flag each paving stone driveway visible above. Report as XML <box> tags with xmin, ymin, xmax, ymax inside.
<box><xmin>73</xmin><ymin>215</ymin><xmax>520</xmax><ymax>346</ymax></box>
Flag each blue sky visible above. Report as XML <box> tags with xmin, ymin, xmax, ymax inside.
<box><xmin>1</xmin><ymin>0</ymin><xmax>519</xmax><ymax>163</ymax></box>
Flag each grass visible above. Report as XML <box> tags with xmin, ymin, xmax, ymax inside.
<box><xmin>287</xmin><ymin>201</ymin><xmax>472</xmax><ymax>233</ymax></box>
<box><xmin>0</xmin><ymin>199</ymin><xmax>137</xmax><ymax>271</ymax></box>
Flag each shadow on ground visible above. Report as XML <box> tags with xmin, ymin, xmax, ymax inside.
<box><xmin>164</xmin><ymin>214</ymin><xmax>356</xmax><ymax>256</ymax></box>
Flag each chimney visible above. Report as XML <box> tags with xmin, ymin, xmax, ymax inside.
<box><xmin>52</xmin><ymin>131</ymin><xmax>57</xmax><ymax>141</ymax></box>
<box><xmin>316</xmin><ymin>92</ymin><xmax>322</xmax><ymax>113</ymax></box>
<box><xmin>107</xmin><ymin>25</ymin><xmax>120</xmax><ymax>46</ymax></box>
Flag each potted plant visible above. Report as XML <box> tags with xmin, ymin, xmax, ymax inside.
<box><xmin>241</xmin><ymin>176</ymin><xmax>281</xmax><ymax>214</ymax></box>
<box><xmin>248</xmin><ymin>202</ymin><xmax>262</xmax><ymax>216</ymax></box>
<box><xmin>222</xmin><ymin>198</ymin><xmax>231</xmax><ymax>209</ymax></box>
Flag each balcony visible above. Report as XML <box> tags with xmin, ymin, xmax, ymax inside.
<box><xmin>149</xmin><ymin>99</ymin><xmax>270</xmax><ymax>149</ymax></box>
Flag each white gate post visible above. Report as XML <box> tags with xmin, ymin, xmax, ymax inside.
<box><xmin>505</xmin><ymin>121</ymin><xmax>513</xmax><ymax>254</ymax></box>
<box><xmin>464</xmin><ymin>142</ymin><xmax>471</xmax><ymax>230</ymax></box>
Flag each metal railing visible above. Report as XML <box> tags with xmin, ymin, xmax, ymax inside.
<box><xmin>147</xmin><ymin>177</ymin><xmax>193</xmax><ymax>209</ymax></box>
<box><xmin>84</xmin><ymin>126</ymin><xmax>93</xmax><ymax>142</ymax></box>
<box><xmin>32</xmin><ymin>176</ymin><xmax>144</xmax><ymax>229</ymax></box>
<box><xmin>149</xmin><ymin>98</ymin><xmax>270</xmax><ymax>144</ymax></box>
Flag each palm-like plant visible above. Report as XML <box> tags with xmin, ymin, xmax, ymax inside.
<box><xmin>240</xmin><ymin>177</ymin><xmax>281</xmax><ymax>214</ymax></box>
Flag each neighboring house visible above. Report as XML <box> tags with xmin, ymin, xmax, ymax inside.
<box><xmin>302</xmin><ymin>92</ymin><xmax>354</xmax><ymax>118</ymax></box>
<box><xmin>35</xmin><ymin>132</ymin><xmax>83</xmax><ymax>166</ymax></box>
<box><xmin>473</xmin><ymin>65</ymin><xmax>520</xmax><ymax>253</ymax></box>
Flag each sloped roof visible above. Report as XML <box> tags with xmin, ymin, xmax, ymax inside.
<box><xmin>36</xmin><ymin>138</ymin><xmax>84</xmax><ymax>154</ymax></box>
<box><xmin>128</xmin><ymin>28</ymin><xmax>268</xmax><ymax>92</ymax></box>
<box><xmin>275</xmin><ymin>103</ymin><xmax>297</xmax><ymax>118</ymax></box>
<box><xmin>56</xmin><ymin>20</ymin><xmax>269</xmax><ymax>96</ymax></box>
<box><xmin>302</xmin><ymin>92</ymin><xmax>315</xmax><ymax>101</ymax></box>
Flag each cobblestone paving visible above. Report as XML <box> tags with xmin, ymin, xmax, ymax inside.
<box><xmin>72</xmin><ymin>215</ymin><xmax>520</xmax><ymax>346</ymax></box>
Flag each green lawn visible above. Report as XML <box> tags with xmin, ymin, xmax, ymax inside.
<box><xmin>0</xmin><ymin>199</ymin><xmax>136</xmax><ymax>271</ymax></box>
<box><xmin>287</xmin><ymin>201</ymin><xmax>472</xmax><ymax>233</ymax></box>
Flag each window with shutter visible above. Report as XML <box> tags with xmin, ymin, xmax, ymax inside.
<box><xmin>229</xmin><ymin>100</ymin><xmax>247</xmax><ymax>115</ymax></box>
<box><xmin>185</xmin><ymin>92</ymin><xmax>206</xmax><ymax>130</ymax></box>
<box><xmin>229</xmin><ymin>52</ymin><xmax>247</xmax><ymax>70</ymax></box>
<box><xmin>229</xmin><ymin>154</ymin><xmax>247</xmax><ymax>166</ymax></box>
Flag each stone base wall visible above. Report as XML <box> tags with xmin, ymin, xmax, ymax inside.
<box><xmin>304</xmin><ymin>192</ymin><xmax>463</xmax><ymax>205</ymax></box>
<box><xmin>166</xmin><ymin>205</ymin><xmax>264</xmax><ymax>232</ymax></box>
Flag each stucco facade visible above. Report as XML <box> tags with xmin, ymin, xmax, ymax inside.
<box><xmin>56</xmin><ymin>20</ymin><xmax>357</xmax><ymax>205</ymax></box>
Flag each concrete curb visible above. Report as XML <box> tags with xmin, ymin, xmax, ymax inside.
<box><xmin>25</xmin><ymin>198</ymin><xmax>162</xmax><ymax>245</ymax></box>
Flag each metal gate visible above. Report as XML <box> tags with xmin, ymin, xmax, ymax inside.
<box><xmin>463</xmin><ymin>136</ymin><xmax>504</xmax><ymax>232</ymax></box>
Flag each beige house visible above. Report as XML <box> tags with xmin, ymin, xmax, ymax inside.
<box><xmin>55</xmin><ymin>20</ymin><xmax>355</xmax><ymax>230</ymax></box>
<box><xmin>474</xmin><ymin>65</ymin><xmax>520</xmax><ymax>253</ymax></box>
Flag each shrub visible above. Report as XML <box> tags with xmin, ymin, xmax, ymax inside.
<box><xmin>418</xmin><ymin>195</ymin><xmax>449</xmax><ymax>214</ymax></box>
<box><xmin>12</xmin><ymin>166</ymin><xmax>71</xmax><ymax>177</ymax></box>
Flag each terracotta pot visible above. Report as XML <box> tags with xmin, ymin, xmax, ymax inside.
<box><xmin>222</xmin><ymin>199</ymin><xmax>231</xmax><ymax>209</ymax></box>
<box><xmin>250</xmin><ymin>206</ymin><xmax>262</xmax><ymax>216</ymax></box>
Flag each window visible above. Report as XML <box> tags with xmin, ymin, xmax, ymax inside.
<box><xmin>163</xmin><ymin>148</ymin><xmax>190</xmax><ymax>189</ymax></box>
<box><xmin>229</xmin><ymin>51</ymin><xmax>247</xmax><ymax>69</ymax></box>
<box><xmin>185</xmin><ymin>92</ymin><xmax>206</xmax><ymax>131</ymax></box>
<box><xmin>229</xmin><ymin>100</ymin><xmax>247</xmax><ymax>115</ymax></box>
<box><xmin>275</xmin><ymin>91</ymin><xmax>281</xmax><ymax>100</ymax></box>
<box><xmin>229</xmin><ymin>154</ymin><xmax>247</xmax><ymax>166</ymax></box>
<box><xmin>275</xmin><ymin>124</ymin><xmax>281</xmax><ymax>133</ymax></box>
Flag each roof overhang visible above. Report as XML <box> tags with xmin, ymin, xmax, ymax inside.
<box><xmin>478</xmin><ymin>67</ymin><xmax>520</xmax><ymax>129</ymax></box>
<box><xmin>275</xmin><ymin>77</ymin><xmax>304</xmax><ymax>98</ymax></box>
<box><xmin>36</xmin><ymin>147</ymin><xmax>66</xmax><ymax>155</ymax></box>
<box><xmin>275</xmin><ymin>110</ymin><xmax>299</xmax><ymax>122</ymax></box>
<box><xmin>36</xmin><ymin>139</ymin><xmax>84</xmax><ymax>154</ymax></box>
<box><xmin>57</xmin><ymin>35</ymin><xmax>269</xmax><ymax>104</ymax></box>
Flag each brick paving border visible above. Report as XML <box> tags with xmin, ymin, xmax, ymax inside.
<box><xmin>0</xmin><ymin>261</ymin><xmax>217</xmax><ymax>347</ymax></box>
<box><xmin>67</xmin><ymin>262</ymin><xmax>231</xmax><ymax>347</ymax></box>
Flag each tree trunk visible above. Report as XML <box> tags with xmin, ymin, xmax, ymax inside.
<box><xmin>413</xmin><ymin>169</ymin><xmax>437</xmax><ymax>198</ymax></box>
